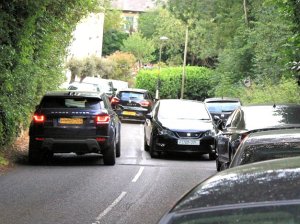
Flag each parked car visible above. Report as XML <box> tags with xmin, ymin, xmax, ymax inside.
<box><xmin>204</xmin><ymin>97</ymin><xmax>241</xmax><ymax>124</ymax></box>
<box><xmin>158</xmin><ymin>156</ymin><xmax>300</xmax><ymax>224</ymax></box>
<box><xmin>144</xmin><ymin>99</ymin><xmax>217</xmax><ymax>158</ymax></box>
<box><xmin>216</xmin><ymin>104</ymin><xmax>300</xmax><ymax>171</ymax></box>
<box><xmin>75</xmin><ymin>77</ymin><xmax>117</xmax><ymax>99</ymax></box>
<box><xmin>110</xmin><ymin>88</ymin><xmax>154</xmax><ymax>122</ymax></box>
<box><xmin>67</xmin><ymin>81</ymin><xmax>100</xmax><ymax>92</ymax></box>
<box><xmin>230</xmin><ymin>128</ymin><xmax>300</xmax><ymax>168</ymax></box>
<box><xmin>29</xmin><ymin>90</ymin><xmax>121</xmax><ymax>165</ymax></box>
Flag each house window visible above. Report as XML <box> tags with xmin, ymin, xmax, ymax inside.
<box><xmin>124</xmin><ymin>16</ymin><xmax>134</xmax><ymax>33</ymax></box>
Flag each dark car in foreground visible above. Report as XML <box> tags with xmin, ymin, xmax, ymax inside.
<box><xmin>144</xmin><ymin>99</ymin><xmax>217</xmax><ymax>159</ymax></box>
<box><xmin>158</xmin><ymin>156</ymin><xmax>300</xmax><ymax>224</ymax></box>
<box><xmin>204</xmin><ymin>97</ymin><xmax>241</xmax><ymax>123</ymax></box>
<box><xmin>216</xmin><ymin>104</ymin><xmax>300</xmax><ymax>171</ymax></box>
<box><xmin>111</xmin><ymin>88</ymin><xmax>154</xmax><ymax>122</ymax></box>
<box><xmin>29</xmin><ymin>91</ymin><xmax>121</xmax><ymax>165</ymax></box>
<box><xmin>230</xmin><ymin>128</ymin><xmax>300</xmax><ymax>168</ymax></box>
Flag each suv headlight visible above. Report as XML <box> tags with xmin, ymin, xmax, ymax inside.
<box><xmin>158</xmin><ymin>127</ymin><xmax>175</xmax><ymax>137</ymax></box>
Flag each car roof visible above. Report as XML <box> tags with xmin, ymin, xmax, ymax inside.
<box><xmin>204</xmin><ymin>97</ymin><xmax>241</xmax><ymax>103</ymax></box>
<box><xmin>44</xmin><ymin>90</ymin><xmax>103</xmax><ymax>98</ymax></box>
<box><xmin>242</xmin><ymin>103</ymin><xmax>300</xmax><ymax>108</ymax></box>
<box><xmin>117</xmin><ymin>88</ymin><xmax>148</xmax><ymax>93</ymax></box>
<box><xmin>169</xmin><ymin>156</ymin><xmax>300</xmax><ymax>214</ymax></box>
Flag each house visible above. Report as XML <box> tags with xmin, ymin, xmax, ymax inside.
<box><xmin>67</xmin><ymin>13</ymin><xmax>104</xmax><ymax>59</ymax></box>
<box><xmin>111</xmin><ymin>0</ymin><xmax>157</xmax><ymax>33</ymax></box>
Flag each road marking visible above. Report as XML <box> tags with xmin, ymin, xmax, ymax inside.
<box><xmin>93</xmin><ymin>191</ymin><xmax>127</xmax><ymax>223</ymax></box>
<box><xmin>132</xmin><ymin>166</ymin><xmax>144</xmax><ymax>182</ymax></box>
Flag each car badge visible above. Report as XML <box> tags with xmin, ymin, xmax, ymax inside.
<box><xmin>221</xmin><ymin>113</ymin><xmax>225</xmax><ymax>118</ymax></box>
<box><xmin>187</xmin><ymin>133</ymin><xmax>191</xmax><ymax>137</ymax></box>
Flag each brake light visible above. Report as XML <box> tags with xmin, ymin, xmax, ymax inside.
<box><xmin>33</xmin><ymin>114</ymin><xmax>45</xmax><ymax>123</ymax></box>
<box><xmin>96</xmin><ymin>137</ymin><xmax>106</xmax><ymax>142</ymax></box>
<box><xmin>95</xmin><ymin>114</ymin><xmax>110</xmax><ymax>124</ymax></box>
<box><xmin>140</xmin><ymin>100</ymin><xmax>150</xmax><ymax>107</ymax></box>
<box><xmin>110</xmin><ymin>97</ymin><xmax>120</xmax><ymax>105</ymax></box>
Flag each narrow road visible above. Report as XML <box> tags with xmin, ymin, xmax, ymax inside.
<box><xmin>0</xmin><ymin>123</ymin><xmax>216</xmax><ymax>224</ymax></box>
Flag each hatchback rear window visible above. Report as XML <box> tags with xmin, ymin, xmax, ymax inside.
<box><xmin>40</xmin><ymin>97</ymin><xmax>101</xmax><ymax>110</ymax></box>
<box><xmin>206</xmin><ymin>101</ymin><xmax>241</xmax><ymax>113</ymax></box>
<box><xmin>119</xmin><ymin>92</ymin><xmax>144</xmax><ymax>101</ymax></box>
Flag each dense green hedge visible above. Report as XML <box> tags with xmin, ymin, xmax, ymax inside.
<box><xmin>0</xmin><ymin>1</ymin><xmax>104</xmax><ymax>148</ymax></box>
<box><xmin>135</xmin><ymin>66</ymin><xmax>214</xmax><ymax>100</ymax></box>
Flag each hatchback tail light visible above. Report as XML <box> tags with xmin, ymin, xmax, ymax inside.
<box><xmin>140</xmin><ymin>100</ymin><xmax>150</xmax><ymax>107</ymax></box>
<box><xmin>33</xmin><ymin>114</ymin><xmax>45</xmax><ymax>123</ymax></box>
<box><xmin>95</xmin><ymin>114</ymin><xmax>110</xmax><ymax>125</ymax></box>
<box><xmin>110</xmin><ymin>97</ymin><xmax>120</xmax><ymax>105</ymax></box>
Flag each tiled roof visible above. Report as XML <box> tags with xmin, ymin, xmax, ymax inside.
<box><xmin>111</xmin><ymin>0</ymin><xmax>156</xmax><ymax>12</ymax></box>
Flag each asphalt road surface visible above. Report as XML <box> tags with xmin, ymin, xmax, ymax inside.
<box><xmin>0</xmin><ymin>123</ymin><xmax>216</xmax><ymax>224</ymax></box>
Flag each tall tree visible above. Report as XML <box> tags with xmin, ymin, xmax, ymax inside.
<box><xmin>121</xmin><ymin>32</ymin><xmax>155</xmax><ymax>68</ymax></box>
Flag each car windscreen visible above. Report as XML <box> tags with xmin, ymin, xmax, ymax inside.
<box><xmin>243</xmin><ymin>106</ymin><xmax>300</xmax><ymax>129</ymax></box>
<box><xmin>206</xmin><ymin>101</ymin><xmax>240</xmax><ymax>113</ymax></box>
<box><xmin>238</xmin><ymin>142</ymin><xmax>300</xmax><ymax>165</ymax></box>
<box><xmin>158</xmin><ymin>101</ymin><xmax>211</xmax><ymax>120</ymax></box>
<box><xmin>119</xmin><ymin>92</ymin><xmax>144</xmax><ymax>101</ymax></box>
<box><xmin>40</xmin><ymin>97</ymin><xmax>101</xmax><ymax>110</ymax></box>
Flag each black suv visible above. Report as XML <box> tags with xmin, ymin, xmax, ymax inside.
<box><xmin>29</xmin><ymin>91</ymin><xmax>121</xmax><ymax>165</ymax></box>
<box><xmin>110</xmin><ymin>88</ymin><xmax>154</xmax><ymax>122</ymax></box>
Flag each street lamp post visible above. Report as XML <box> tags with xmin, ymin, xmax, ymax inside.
<box><xmin>180</xmin><ymin>26</ymin><xmax>188</xmax><ymax>99</ymax></box>
<box><xmin>155</xmin><ymin>36</ymin><xmax>168</xmax><ymax>100</ymax></box>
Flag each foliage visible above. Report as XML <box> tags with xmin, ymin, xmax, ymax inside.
<box><xmin>0</xmin><ymin>0</ymin><xmax>107</xmax><ymax>148</ymax></box>
<box><xmin>166</xmin><ymin>0</ymin><xmax>300</xmax><ymax>95</ymax></box>
<box><xmin>102</xmin><ymin>29</ymin><xmax>128</xmax><ymax>56</ymax></box>
<box><xmin>240</xmin><ymin>78</ymin><xmax>300</xmax><ymax>104</ymax></box>
<box><xmin>135</xmin><ymin>66</ymin><xmax>214</xmax><ymax>100</ymax></box>
<box><xmin>121</xmin><ymin>32</ymin><xmax>155</xmax><ymax>67</ymax></box>
<box><xmin>102</xmin><ymin>9</ymin><xmax>128</xmax><ymax>56</ymax></box>
<box><xmin>106</xmin><ymin>51</ymin><xmax>136</xmax><ymax>81</ymax></box>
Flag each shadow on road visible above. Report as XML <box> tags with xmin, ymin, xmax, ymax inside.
<box><xmin>14</xmin><ymin>153</ymin><xmax>107</xmax><ymax>167</ymax></box>
<box><xmin>151</xmin><ymin>152</ymin><xmax>213</xmax><ymax>162</ymax></box>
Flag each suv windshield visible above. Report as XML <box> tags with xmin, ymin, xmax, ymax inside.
<box><xmin>40</xmin><ymin>97</ymin><xmax>101</xmax><ymax>110</ymax></box>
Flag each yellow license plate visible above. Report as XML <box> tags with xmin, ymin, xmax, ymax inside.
<box><xmin>122</xmin><ymin>111</ymin><xmax>136</xmax><ymax>116</ymax></box>
<box><xmin>60</xmin><ymin>118</ymin><xmax>83</xmax><ymax>125</ymax></box>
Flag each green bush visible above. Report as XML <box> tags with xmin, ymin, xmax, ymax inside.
<box><xmin>135</xmin><ymin>66</ymin><xmax>214</xmax><ymax>100</ymax></box>
<box><xmin>240</xmin><ymin>78</ymin><xmax>300</xmax><ymax>105</ymax></box>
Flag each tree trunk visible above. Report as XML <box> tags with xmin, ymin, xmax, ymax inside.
<box><xmin>243</xmin><ymin>0</ymin><xmax>249</xmax><ymax>25</ymax></box>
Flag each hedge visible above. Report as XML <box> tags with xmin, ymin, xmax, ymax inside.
<box><xmin>135</xmin><ymin>66</ymin><xmax>214</xmax><ymax>100</ymax></box>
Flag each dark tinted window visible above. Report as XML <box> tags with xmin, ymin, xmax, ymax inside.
<box><xmin>206</xmin><ymin>101</ymin><xmax>240</xmax><ymax>113</ymax></box>
<box><xmin>41</xmin><ymin>97</ymin><xmax>101</xmax><ymax>110</ymax></box>
<box><xmin>239</xmin><ymin>142</ymin><xmax>300</xmax><ymax>165</ymax></box>
<box><xmin>171</xmin><ymin>204</ymin><xmax>300</xmax><ymax>224</ymax></box>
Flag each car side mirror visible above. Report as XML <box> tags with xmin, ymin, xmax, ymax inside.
<box><xmin>217</xmin><ymin>120</ymin><xmax>225</xmax><ymax>130</ymax></box>
<box><xmin>145</xmin><ymin>112</ymin><xmax>153</xmax><ymax>120</ymax></box>
<box><xmin>213</xmin><ymin>115</ymin><xmax>220</xmax><ymax>121</ymax></box>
